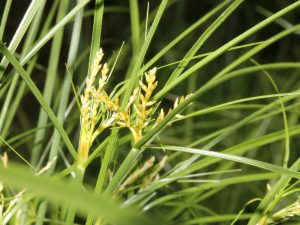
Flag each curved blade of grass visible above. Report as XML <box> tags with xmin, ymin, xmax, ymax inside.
<box><xmin>85</xmin><ymin>130</ymin><xmax>118</xmax><ymax>225</ymax></box>
<box><xmin>88</xmin><ymin>0</ymin><xmax>104</xmax><ymax>66</ymax></box>
<box><xmin>165</xmin><ymin>0</ymin><xmax>243</xmax><ymax>85</ymax></box>
<box><xmin>142</xmin><ymin>0</ymin><xmax>231</xmax><ymax>72</ymax></box>
<box><xmin>156</xmin><ymin>145</ymin><xmax>300</xmax><ymax>179</ymax></box>
<box><xmin>247</xmin><ymin>159</ymin><xmax>300</xmax><ymax>225</ymax></box>
<box><xmin>0</xmin><ymin>41</ymin><xmax>77</xmax><ymax>160</ymax></box>
<box><xmin>251</xmin><ymin>60</ymin><xmax>290</xmax><ymax>168</ymax></box>
<box><xmin>142</xmin><ymin>173</ymin><xmax>277</xmax><ymax>211</ymax></box>
<box><xmin>31</xmin><ymin>0</ymin><xmax>70</xmax><ymax>166</ymax></box>
<box><xmin>129</xmin><ymin>0</ymin><xmax>141</xmax><ymax>56</ymax></box>
<box><xmin>125</xmin><ymin>124</ymin><xmax>300</xmax><ymax>207</ymax></box>
<box><xmin>0</xmin><ymin>0</ymin><xmax>44</xmax><ymax>80</ymax></box>
<box><xmin>154</xmin><ymin>2</ymin><xmax>300</xmax><ymax>100</ymax></box>
<box><xmin>121</xmin><ymin>0</ymin><xmax>168</xmax><ymax>109</ymax></box>
<box><xmin>18</xmin><ymin>0</ymin><xmax>90</xmax><ymax>68</ymax></box>
<box><xmin>0</xmin><ymin>0</ymin><xmax>12</xmax><ymax>40</ymax></box>
<box><xmin>183</xmin><ymin>214</ymin><xmax>252</xmax><ymax>224</ymax></box>
<box><xmin>0</xmin><ymin>163</ymin><xmax>153</xmax><ymax>225</ymax></box>
<box><xmin>156</xmin><ymin>41</ymin><xmax>271</xmax><ymax>70</ymax></box>
<box><xmin>136</xmin><ymin>60</ymin><xmax>300</xmax><ymax>149</ymax></box>
<box><xmin>179</xmin><ymin>93</ymin><xmax>300</xmax><ymax>122</ymax></box>
<box><xmin>187</xmin><ymin>123</ymin><xmax>300</xmax><ymax>174</ymax></box>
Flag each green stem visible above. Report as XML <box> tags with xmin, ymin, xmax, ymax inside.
<box><xmin>85</xmin><ymin>130</ymin><xmax>118</xmax><ymax>225</ymax></box>
<box><xmin>248</xmin><ymin>158</ymin><xmax>300</xmax><ymax>225</ymax></box>
<box><xmin>105</xmin><ymin>148</ymin><xmax>143</xmax><ymax>195</ymax></box>
<box><xmin>65</xmin><ymin>166</ymin><xmax>85</xmax><ymax>225</ymax></box>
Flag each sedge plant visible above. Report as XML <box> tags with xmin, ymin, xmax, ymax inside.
<box><xmin>0</xmin><ymin>1</ymin><xmax>300</xmax><ymax>225</ymax></box>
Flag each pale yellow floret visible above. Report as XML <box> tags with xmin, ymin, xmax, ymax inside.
<box><xmin>263</xmin><ymin>200</ymin><xmax>300</xmax><ymax>224</ymax></box>
<box><xmin>78</xmin><ymin>48</ymin><xmax>191</xmax><ymax>167</ymax></box>
<box><xmin>78</xmin><ymin>49</ymin><xmax>114</xmax><ymax>167</ymax></box>
<box><xmin>117</xmin><ymin>156</ymin><xmax>155</xmax><ymax>193</ymax></box>
<box><xmin>140</xmin><ymin>155</ymin><xmax>168</xmax><ymax>191</ymax></box>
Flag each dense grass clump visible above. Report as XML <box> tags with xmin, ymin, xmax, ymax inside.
<box><xmin>0</xmin><ymin>0</ymin><xmax>300</xmax><ymax>224</ymax></box>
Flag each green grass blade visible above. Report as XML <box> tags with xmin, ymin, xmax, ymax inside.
<box><xmin>88</xmin><ymin>0</ymin><xmax>104</xmax><ymax>66</ymax></box>
<box><xmin>121</xmin><ymin>0</ymin><xmax>168</xmax><ymax>109</ymax></box>
<box><xmin>85</xmin><ymin>130</ymin><xmax>118</xmax><ymax>225</ymax></box>
<box><xmin>0</xmin><ymin>0</ymin><xmax>12</xmax><ymax>40</ymax></box>
<box><xmin>0</xmin><ymin>41</ymin><xmax>77</xmax><ymax>160</ymax></box>
<box><xmin>155</xmin><ymin>2</ymin><xmax>300</xmax><ymax>100</ymax></box>
<box><xmin>0</xmin><ymin>0</ymin><xmax>44</xmax><ymax>80</ymax></box>
<box><xmin>251</xmin><ymin>60</ymin><xmax>290</xmax><ymax>168</ymax></box>
<box><xmin>0</xmin><ymin>163</ymin><xmax>153</xmax><ymax>225</ymax></box>
<box><xmin>165</xmin><ymin>0</ymin><xmax>243</xmax><ymax>85</ymax></box>
<box><xmin>31</xmin><ymin>0</ymin><xmax>70</xmax><ymax>166</ymax></box>
<box><xmin>184</xmin><ymin>214</ymin><xmax>252</xmax><ymax>224</ymax></box>
<box><xmin>47</xmin><ymin>0</ymin><xmax>83</xmax><ymax>171</ymax></box>
<box><xmin>19</xmin><ymin>0</ymin><xmax>90</xmax><ymax>67</ymax></box>
<box><xmin>0</xmin><ymin>0</ymin><xmax>47</xmax><ymax>155</ymax></box>
<box><xmin>125</xmin><ymin>124</ymin><xmax>300</xmax><ymax>207</ymax></box>
<box><xmin>155</xmin><ymin>145</ymin><xmax>300</xmax><ymax>179</ymax></box>
<box><xmin>105</xmin><ymin>148</ymin><xmax>143</xmax><ymax>195</ymax></box>
<box><xmin>129</xmin><ymin>0</ymin><xmax>141</xmax><ymax>56</ymax></box>
<box><xmin>142</xmin><ymin>0</ymin><xmax>231</xmax><ymax>72</ymax></box>
<box><xmin>247</xmin><ymin>159</ymin><xmax>300</xmax><ymax>225</ymax></box>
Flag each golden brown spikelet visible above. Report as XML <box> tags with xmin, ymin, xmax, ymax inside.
<box><xmin>78</xmin><ymin>49</ymin><xmax>191</xmax><ymax>167</ymax></box>
<box><xmin>78</xmin><ymin>49</ymin><xmax>116</xmax><ymax>167</ymax></box>
<box><xmin>117</xmin><ymin>156</ymin><xmax>155</xmax><ymax>193</ymax></box>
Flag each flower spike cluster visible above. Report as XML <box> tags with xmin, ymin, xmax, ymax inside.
<box><xmin>116</xmin><ymin>68</ymin><xmax>158</xmax><ymax>143</ymax></box>
<box><xmin>78</xmin><ymin>49</ymin><xmax>116</xmax><ymax>167</ymax></box>
<box><xmin>78</xmin><ymin>48</ymin><xmax>191</xmax><ymax>167</ymax></box>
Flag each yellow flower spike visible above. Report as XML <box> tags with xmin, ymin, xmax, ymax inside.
<box><xmin>115</xmin><ymin>68</ymin><xmax>159</xmax><ymax>143</ymax></box>
<box><xmin>145</xmin><ymin>67</ymin><xmax>157</xmax><ymax>84</ymax></box>
<box><xmin>78</xmin><ymin>48</ymin><xmax>119</xmax><ymax>168</ymax></box>
<box><xmin>117</xmin><ymin>156</ymin><xmax>156</xmax><ymax>194</ymax></box>
<box><xmin>101</xmin><ymin>63</ymin><xmax>109</xmax><ymax>79</ymax></box>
